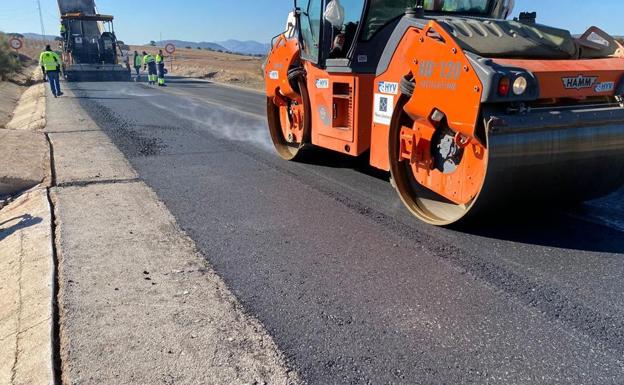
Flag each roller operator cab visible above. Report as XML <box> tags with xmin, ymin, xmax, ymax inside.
<box><xmin>264</xmin><ymin>0</ymin><xmax>624</xmax><ymax>226</ymax></box>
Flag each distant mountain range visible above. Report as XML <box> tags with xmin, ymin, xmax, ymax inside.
<box><xmin>6</xmin><ymin>32</ymin><xmax>58</xmax><ymax>41</ymax></box>
<box><xmin>154</xmin><ymin>40</ymin><xmax>227</xmax><ymax>53</ymax></box>
<box><xmin>215</xmin><ymin>40</ymin><xmax>272</xmax><ymax>56</ymax></box>
<box><xmin>154</xmin><ymin>39</ymin><xmax>270</xmax><ymax>56</ymax></box>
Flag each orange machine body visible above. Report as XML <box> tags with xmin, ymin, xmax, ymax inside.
<box><xmin>264</xmin><ymin>10</ymin><xmax>624</xmax><ymax>225</ymax></box>
<box><xmin>304</xmin><ymin>64</ymin><xmax>374</xmax><ymax>156</ymax></box>
<box><xmin>370</xmin><ymin>21</ymin><xmax>489</xmax><ymax>204</ymax></box>
<box><xmin>369</xmin><ymin>21</ymin><xmax>624</xmax><ymax>205</ymax></box>
<box><xmin>371</xmin><ymin>23</ymin><xmax>483</xmax><ymax>161</ymax></box>
<box><xmin>264</xmin><ymin>35</ymin><xmax>301</xmax><ymax>100</ymax></box>
<box><xmin>265</xmin><ymin>37</ymin><xmax>376</xmax><ymax>157</ymax></box>
<box><xmin>493</xmin><ymin>57</ymin><xmax>624</xmax><ymax>100</ymax></box>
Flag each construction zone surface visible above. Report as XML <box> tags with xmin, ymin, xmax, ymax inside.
<box><xmin>130</xmin><ymin>45</ymin><xmax>264</xmax><ymax>90</ymax></box>
<box><xmin>3</xmin><ymin>34</ymin><xmax>265</xmax><ymax>89</ymax></box>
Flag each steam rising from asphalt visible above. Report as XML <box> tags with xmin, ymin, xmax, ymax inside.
<box><xmin>117</xmin><ymin>84</ymin><xmax>624</xmax><ymax>232</ymax></box>
<box><xmin>122</xmin><ymin>86</ymin><xmax>273</xmax><ymax>151</ymax></box>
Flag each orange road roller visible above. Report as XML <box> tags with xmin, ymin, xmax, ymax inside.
<box><xmin>264</xmin><ymin>0</ymin><xmax>624</xmax><ymax>225</ymax></box>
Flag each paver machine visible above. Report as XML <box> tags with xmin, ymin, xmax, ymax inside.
<box><xmin>57</xmin><ymin>0</ymin><xmax>130</xmax><ymax>81</ymax></box>
<box><xmin>264</xmin><ymin>0</ymin><xmax>624</xmax><ymax>225</ymax></box>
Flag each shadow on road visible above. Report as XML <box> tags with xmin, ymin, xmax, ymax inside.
<box><xmin>67</xmin><ymin>89</ymin><xmax>112</xmax><ymax>92</ymax></box>
<box><xmin>297</xmin><ymin>147</ymin><xmax>391</xmax><ymax>181</ymax></box>
<box><xmin>71</xmin><ymin>96</ymin><xmax>133</xmax><ymax>100</ymax></box>
<box><xmin>167</xmin><ymin>77</ymin><xmax>214</xmax><ymax>85</ymax></box>
<box><xmin>296</xmin><ymin>148</ymin><xmax>624</xmax><ymax>254</ymax></box>
<box><xmin>456</xmin><ymin>210</ymin><xmax>624</xmax><ymax>254</ymax></box>
<box><xmin>0</xmin><ymin>214</ymin><xmax>43</xmax><ymax>242</ymax></box>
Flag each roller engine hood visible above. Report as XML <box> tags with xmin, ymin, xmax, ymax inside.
<box><xmin>434</xmin><ymin>17</ymin><xmax>578</xmax><ymax>59</ymax></box>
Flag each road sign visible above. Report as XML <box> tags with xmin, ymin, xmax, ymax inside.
<box><xmin>165</xmin><ymin>43</ymin><xmax>176</xmax><ymax>54</ymax></box>
<box><xmin>9</xmin><ymin>37</ymin><xmax>23</xmax><ymax>51</ymax></box>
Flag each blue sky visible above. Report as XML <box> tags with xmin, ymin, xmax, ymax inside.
<box><xmin>0</xmin><ymin>1</ymin><xmax>622</xmax><ymax>44</ymax></box>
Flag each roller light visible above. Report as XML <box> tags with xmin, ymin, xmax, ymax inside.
<box><xmin>498</xmin><ymin>77</ymin><xmax>511</xmax><ymax>96</ymax></box>
<box><xmin>513</xmin><ymin>76</ymin><xmax>528</xmax><ymax>95</ymax></box>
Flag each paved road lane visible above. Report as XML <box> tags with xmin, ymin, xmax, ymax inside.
<box><xmin>66</xmin><ymin>79</ymin><xmax>624</xmax><ymax>384</ymax></box>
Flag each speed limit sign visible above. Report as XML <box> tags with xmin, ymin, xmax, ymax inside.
<box><xmin>9</xmin><ymin>37</ymin><xmax>23</xmax><ymax>51</ymax></box>
<box><xmin>165</xmin><ymin>43</ymin><xmax>176</xmax><ymax>54</ymax></box>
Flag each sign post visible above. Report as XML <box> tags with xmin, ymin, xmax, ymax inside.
<box><xmin>165</xmin><ymin>43</ymin><xmax>176</xmax><ymax>72</ymax></box>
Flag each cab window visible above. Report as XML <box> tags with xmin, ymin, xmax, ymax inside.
<box><xmin>362</xmin><ymin>0</ymin><xmax>492</xmax><ymax>41</ymax></box>
<box><xmin>424</xmin><ymin>0</ymin><xmax>490</xmax><ymax>13</ymax></box>
<box><xmin>327</xmin><ymin>0</ymin><xmax>366</xmax><ymax>58</ymax></box>
<box><xmin>361</xmin><ymin>0</ymin><xmax>413</xmax><ymax>41</ymax></box>
<box><xmin>299</xmin><ymin>0</ymin><xmax>323</xmax><ymax>61</ymax></box>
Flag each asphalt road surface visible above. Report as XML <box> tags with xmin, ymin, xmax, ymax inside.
<box><xmin>68</xmin><ymin>78</ymin><xmax>624</xmax><ymax>385</ymax></box>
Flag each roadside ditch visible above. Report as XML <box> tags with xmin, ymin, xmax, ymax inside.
<box><xmin>0</xmin><ymin>70</ymin><xmax>61</xmax><ymax>385</ymax></box>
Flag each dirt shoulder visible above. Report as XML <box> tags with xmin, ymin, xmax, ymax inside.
<box><xmin>0</xmin><ymin>68</ymin><xmax>41</xmax><ymax>127</ymax></box>
<box><xmin>0</xmin><ymin>81</ymin><xmax>23</xmax><ymax>127</ymax></box>
<box><xmin>0</xmin><ymin>35</ymin><xmax>45</xmax><ymax>127</ymax></box>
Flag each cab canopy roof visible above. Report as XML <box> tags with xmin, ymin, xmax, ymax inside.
<box><xmin>61</xmin><ymin>13</ymin><xmax>114</xmax><ymax>22</ymax></box>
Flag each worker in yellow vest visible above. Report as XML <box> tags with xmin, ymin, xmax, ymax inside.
<box><xmin>133</xmin><ymin>51</ymin><xmax>142</xmax><ymax>81</ymax></box>
<box><xmin>60</xmin><ymin>22</ymin><xmax>67</xmax><ymax>41</ymax></box>
<box><xmin>156</xmin><ymin>49</ymin><xmax>167</xmax><ymax>87</ymax></box>
<box><xmin>39</xmin><ymin>45</ymin><xmax>63</xmax><ymax>98</ymax></box>
<box><xmin>143</xmin><ymin>51</ymin><xmax>157</xmax><ymax>85</ymax></box>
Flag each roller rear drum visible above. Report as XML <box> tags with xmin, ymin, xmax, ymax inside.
<box><xmin>389</xmin><ymin>97</ymin><xmax>624</xmax><ymax>226</ymax></box>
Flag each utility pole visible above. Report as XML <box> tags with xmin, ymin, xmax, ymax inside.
<box><xmin>36</xmin><ymin>0</ymin><xmax>47</xmax><ymax>43</ymax></box>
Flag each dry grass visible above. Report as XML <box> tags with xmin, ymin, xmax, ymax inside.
<box><xmin>0</xmin><ymin>34</ymin><xmax>24</xmax><ymax>80</ymax></box>
<box><xmin>0</xmin><ymin>37</ymin><xmax>46</xmax><ymax>83</ymax></box>
<box><xmin>0</xmin><ymin>38</ymin><xmax>45</xmax><ymax>127</ymax></box>
<box><xmin>19</xmin><ymin>39</ymin><xmax>49</xmax><ymax>61</ymax></box>
<box><xmin>131</xmin><ymin>45</ymin><xmax>265</xmax><ymax>90</ymax></box>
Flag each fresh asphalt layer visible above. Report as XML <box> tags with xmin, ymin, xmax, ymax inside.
<box><xmin>66</xmin><ymin>78</ymin><xmax>624</xmax><ymax>384</ymax></box>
